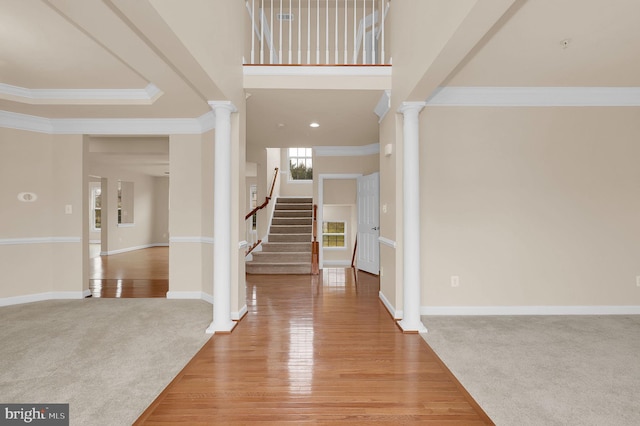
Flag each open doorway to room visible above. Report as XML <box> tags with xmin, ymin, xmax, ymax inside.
<box><xmin>318</xmin><ymin>173</ymin><xmax>380</xmax><ymax>275</ymax></box>
<box><xmin>85</xmin><ymin>136</ymin><xmax>170</xmax><ymax>298</ymax></box>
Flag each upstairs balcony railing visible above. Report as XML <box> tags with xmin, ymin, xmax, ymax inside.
<box><xmin>245</xmin><ymin>0</ymin><xmax>390</xmax><ymax>65</ymax></box>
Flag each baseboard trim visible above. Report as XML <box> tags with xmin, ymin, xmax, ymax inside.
<box><xmin>103</xmin><ymin>243</ymin><xmax>167</xmax><ymax>255</ymax></box>
<box><xmin>166</xmin><ymin>291</ymin><xmax>214</xmax><ymax>305</ymax></box>
<box><xmin>323</xmin><ymin>260</ymin><xmax>351</xmax><ymax>267</ymax></box>
<box><xmin>232</xmin><ymin>304</ymin><xmax>248</xmax><ymax>321</ymax></box>
<box><xmin>379</xmin><ymin>291</ymin><xmax>402</xmax><ymax>320</ymax></box>
<box><xmin>421</xmin><ymin>305</ymin><xmax>640</xmax><ymax>316</ymax></box>
<box><xmin>0</xmin><ymin>291</ymin><xmax>87</xmax><ymax>307</ymax></box>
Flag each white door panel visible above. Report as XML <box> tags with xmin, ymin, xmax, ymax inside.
<box><xmin>357</xmin><ymin>172</ymin><xmax>380</xmax><ymax>275</ymax></box>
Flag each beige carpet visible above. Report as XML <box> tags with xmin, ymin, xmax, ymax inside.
<box><xmin>421</xmin><ymin>315</ymin><xmax>640</xmax><ymax>426</ymax></box>
<box><xmin>0</xmin><ymin>299</ymin><xmax>212</xmax><ymax>426</ymax></box>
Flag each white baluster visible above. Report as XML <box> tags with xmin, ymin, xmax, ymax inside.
<box><xmin>307</xmin><ymin>0</ymin><xmax>311</xmax><ymax>64</ymax></box>
<box><xmin>260</xmin><ymin>0</ymin><xmax>264</xmax><ymax>64</ymax></box>
<box><xmin>344</xmin><ymin>0</ymin><xmax>347</xmax><ymax>64</ymax></box>
<box><xmin>298</xmin><ymin>0</ymin><xmax>301</xmax><ymax>64</ymax></box>
<box><xmin>335</xmin><ymin>0</ymin><xmax>338</xmax><ymax>64</ymax></box>
<box><xmin>288</xmin><ymin>0</ymin><xmax>292</xmax><ymax>64</ymax></box>
<box><xmin>371</xmin><ymin>0</ymin><xmax>375</xmax><ymax>64</ymax></box>
<box><xmin>251</xmin><ymin>0</ymin><xmax>255</xmax><ymax>64</ymax></box>
<box><xmin>353</xmin><ymin>0</ymin><xmax>356</xmax><ymax>64</ymax></box>
<box><xmin>279</xmin><ymin>0</ymin><xmax>283</xmax><ymax>64</ymax></box>
<box><xmin>316</xmin><ymin>0</ymin><xmax>320</xmax><ymax>64</ymax></box>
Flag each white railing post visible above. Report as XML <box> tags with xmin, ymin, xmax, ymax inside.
<box><xmin>343</xmin><ymin>1</ymin><xmax>347</xmax><ymax>63</ymax></box>
<box><xmin>316</xmin><ymin>0</ymin><xmax>320</xmax><ymax>64</ymax></box>
<box><xmin>260</xmin><ymin>0</ymin><xmax>264</xmax><ymax>64</ymax></box>
<box><xmin>307</xmin><ymin>0</ymin><xmax>310</xmax><ymax>64</ymax></box>
<box><xmin>381</xmin><ymin>0</ymin><xmax>385</xmax><ymax>64</ymax></box>
<box><xmin>289</xmin><ymin>0</ymin><xmax>292</xmax><ymax>64</ymax></box>
<box><xmin>371</xmin><ymin>0</ymin><xmax>375</xmax><ymax>64</ymax></box>
<box><xmin>298</xmin><ymin>0</ymin><xmax>301</xmax><ymax>63</ymax></box>
<box><xmin>246</xmin><ymin>0</ymin><xmax>388</xmax><ymax>66</ymax></box>
<box><xmin>353</xmin><ymin>0</ymin><xmax>356</xmax><ymax>64</ymax></box>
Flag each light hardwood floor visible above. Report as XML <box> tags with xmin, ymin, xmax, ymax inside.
<box><xmin>88</xmin><ymin>246</ymin><xmax>168</xmax><ymax>298</ymax></box>
<box><xmin>135</xmin><ymin>268</ymin><xmax>493</xmax><ymax>424</ymax></box>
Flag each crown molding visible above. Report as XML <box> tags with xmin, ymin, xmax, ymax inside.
<box><xmin>426</xmin><ymin>86</ymin><xmax>640</xmax><ymax>107</ymax></box>
<box><xmin>314</xmin><ymin>143</ymin><xmax>379</xmax><ymax>157</ymax></box>
<box><xmin>0</xmin><ymin>83</ymin><xmax>163</xmax><ymax>105</ymax></box>
<box><xmin>374</xmin><ymin>90</ymin><xmax>391</xmax><ymax>123</ymax></box>
<box><xmin>0</xmin><ymin>110</ymin><xmax>215</xmax><ymax>135</ymax></box>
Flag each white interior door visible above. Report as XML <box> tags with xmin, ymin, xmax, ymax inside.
<box><xmin>357</xmin><ymin>172</ymin><xmax>380</xmax><ymax>274</ymax></box>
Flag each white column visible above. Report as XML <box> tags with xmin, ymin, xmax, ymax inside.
<box><xmin>206</xmin><ymin>101</ymin><xmax>237</xmax><ymax>334</ymax></box>
<box><xmin>398</xmin><ymin>101</ymin><xmax>427</xmax><ymax>333</ymax></box>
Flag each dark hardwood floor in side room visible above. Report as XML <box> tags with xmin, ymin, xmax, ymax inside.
<box><xmin>134</xmin><ymin>268</ymin><xmax>493</xmax><ymax>425</ymax></box>
<box><xmin>89</xmin><ymin>246</ymin><xmax>168</xmax><ymax>298</ymax></box>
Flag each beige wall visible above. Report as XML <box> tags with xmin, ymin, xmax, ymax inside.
<box><xmin>87</xmin><ymin>163</ymin><xmax>163</xmax><ymax>254</ymax></box>
<box><xmin>153</xmin><ymin>176</ymin><xmax>170</xmax><ymax>244</ymax></box>
<box><xmin>0</xmin><ymin>129</ymin><xmax>84</xmax><ymax>300</ymax></box>
<box><xmin>420</xmin><ymin>106</ymin><xmax>640</xmax><ymax>308</ymax></box>
<box><xmin>167</xmin><ymin>130</ymin><xmax>219</xmax><ymax>299</ymax></box>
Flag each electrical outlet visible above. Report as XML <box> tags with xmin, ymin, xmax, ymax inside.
<box><xmin>451</xmin><ymin>276</ymin><xmax>460</xmax><ymax>288</ymax></box>
<box><xmin>380</xmin><ymin>267</ymin><xmax>384</xmax><ymax>277</ymax></box>
<box><xmin>65</xmin><ymin>204</ymin><xmax>72</xmax><ymax>214</ymax></box>
<box><xmin>636</xmin><ymin>276</ymin><xmax>640</xmax><ymax>287</ymax></box>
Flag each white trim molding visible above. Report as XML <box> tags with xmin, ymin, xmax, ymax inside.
<box><xmin>0</xmin><ymin>237</ymin><xmax>81</xmax><ymax>245</ymax></box>
<box><xmin>0</xmin><ymin>110</ymin><xmax>215</xmax><ymax>135</ymax></box>
<box><xmin>101</xmin><ymin>243</ymin><xmax>167</xmax><ymax>255</ymax></box>
<box><xmin>374</xmin><ymin>90</ymin><xmax>391</xmax><ymax>123</ymax></box>
<box><xmin>169</xmin><ymin>236</ymin><xmax>215</xmax><ymax>244</ymax></box>
<box><xmin>0</xmin><ymin>291</ymin><xmax>88</xmax><ymax>307</ymax></box>
<box><xmin>0</xmin><ymin>83</ymin><xmax>163</xmax><ymax>105</ymax></box>
<box><xmin>232</xmin><ymin>304</ymin><xmax>248</xmax><ymax>321</ymax></box>
<box><xmin>323</xmin><ymin>260</ymin><xmax>351</xmax><ymax>267</ymax></box>
<box><xmin>421</xmin><ymin>305</ymin><xmax>640</xmax><ymax>316</ymax></box>
<box><xmin>379</xmin><ymin>291</ymin><xmax>402</xmax><ymax>320</ymax></box>
<box><xmin>166</xmin><ymin>291</ymin><xmax>214</xmax><ymax>304</ymax></box>
<box><xmin>243</xmin><ymin>65</ymin><xmax>392</xmax><ymax>77</ymax></box>
<box><xmin>314</xmin><ymin>143</ymin><xmax>379</xmax><ymax>157</ymax></box>
<box><xmin>378</xmin><ymin>236</ymin><xmax>396</xmax><ymax>249</ymax></box>
<box><xmin>426</xmin><ymin>86</ymin><xmax>640</xmax><ymax>107</ymax></box>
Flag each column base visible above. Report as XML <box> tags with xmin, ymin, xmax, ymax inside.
<box><xmin>205</xmin><ymin>319</ymin><xmax>237</xmax><ymax>334</ymax></box>
<box><xmin>397</xmin><ymin>319</ymin><xmax>428</xmax><ymax>334</ymax></box>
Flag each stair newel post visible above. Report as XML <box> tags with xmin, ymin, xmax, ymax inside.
<box><xmin>312</xmin><ymin>204</ymin><xmax>319</xmax><ymax>275</ymax></box>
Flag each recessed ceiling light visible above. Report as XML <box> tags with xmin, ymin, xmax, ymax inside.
<box><xmin>309</xmin><ymin>122</ymin><xmax>320</xmax><ymax>128</ymax></box>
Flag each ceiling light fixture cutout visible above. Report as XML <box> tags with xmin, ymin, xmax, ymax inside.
<box><xmin>309</xmin><ymin>122</ymin><xmax>320</xmax><ymax>128</ymax></box>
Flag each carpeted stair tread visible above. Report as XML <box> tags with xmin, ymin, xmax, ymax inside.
<box><xmin>246</xmin><ymin>196</ymin><xmax>314</xmax><ymax>274</ymax></box>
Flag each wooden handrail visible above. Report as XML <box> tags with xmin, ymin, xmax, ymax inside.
<box><xmin>311</xmin><ymin>204</ymin><xmax>319</xmax><ymax>275</ymax></box>
<box><xmin>245</xmin><ymin>167</ymin><xmax>279</xmax><ymax>220</ymax></box>
<box><xmin>351</xmin><ymin>236</ymin><xmax>357</xmax><ymax>268</ymax></box>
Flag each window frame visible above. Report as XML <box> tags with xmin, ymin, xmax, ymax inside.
<box><xmin>90</xmin><ymin>183</ymin><xmax>102</xmax><ymax>232</ymax></box>
<box><xmin>322</xmin><ymin>220</ymin><xmax>347</xmax><ymax>250</ymax></box>
<box><xmin>287</xmin><ymin>147</ymin><xmax>313</xmax><ymax>182</ymax></box>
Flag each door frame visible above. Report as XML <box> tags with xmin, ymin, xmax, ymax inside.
<box><xmin>317</xmin><ymin>174</ymin><xmax>362</xmax><ymax>269</ymax></box>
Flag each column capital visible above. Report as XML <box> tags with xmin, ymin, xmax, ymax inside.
<box><xmin>398</xmin><ymin>101</ymin><xmax>426</xmax><ymax>115</ymax></box>
<box><xmin>208</xmin><ymin>100</ymin><xmax>238</xmax><ymax>113</ymax></box>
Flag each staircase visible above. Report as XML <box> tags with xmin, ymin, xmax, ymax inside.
<box><xmin>246</xmin><ymin>197</ymin><xmax>313</xmax><ymax>274</ymax></box>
